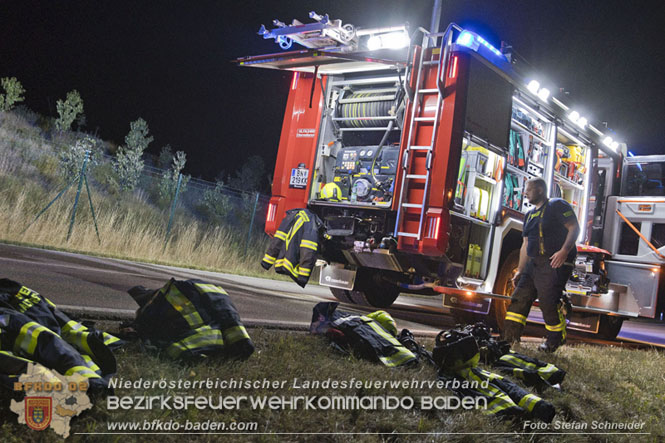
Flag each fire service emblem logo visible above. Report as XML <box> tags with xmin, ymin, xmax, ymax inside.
<box><xmin>25</xmin><ymin>397</ymin><xmax>52</xmax><ymax>431</ymax></box>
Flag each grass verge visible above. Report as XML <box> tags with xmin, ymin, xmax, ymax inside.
<box><xmin>1</xmin><ymin>329</ymin><xmax>663</xmax><ymax>442</ymax></box>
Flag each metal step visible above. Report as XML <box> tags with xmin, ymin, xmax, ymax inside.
<box><xmin>409</xmin><ymin>145</ymin><xmax>433</xmax><ymax>151</ymax></box>
<box><xmin>418</xmin><ymin>88</ymin><xmax>438</xmax><ymax>94</ymax></box>
<box><xmin>406</xmin><ymin>174</ymin><xmax>427</xmax><ymax>179</ymax></box>
<box><xmin>402</xmin><ymin>203</ymin><xmax>423</xmax><ymax>208</ymax></box>
<box><xmin>423</xmin><ymin>60</ymin><xmax>438</xmax><ymax>65</ymax></box>
<box><xmin>397</xmin><ymin>232</ymin><xmax>419</xmax><ymax>238</ymax></box>
<box><xmin>414</xmin><ymin>117</ymin><xmax>436</xmax><ymax>122</ymax></box>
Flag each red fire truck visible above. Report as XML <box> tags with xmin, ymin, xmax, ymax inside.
<box><xmin>237</xmin><ymin>13</ymin><xmax>664</xmax><ymax>339</ymax></box>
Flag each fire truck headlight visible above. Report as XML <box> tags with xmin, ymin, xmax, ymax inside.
<box><xmin>367</xmin><ymin>31</ymin><xmax>409</xmax><ymax>51</ymax></box>
<box><xmin>568</xmin><ymin>111</ymin><xmax>580</xmax><ymax>123</ymax></box>
<box><xmin>603</xmin><ymin>136</ymin><xmax>613</xmax><ymax>147</ymax></box>
<box><xmin>537</xmin><ymin>88</ymin><xmax>550</xmax><ymax>101</ymax></box>
<box><xmin>577</xmin><ymin>117</ymin><xmax>587</xmax><ymax>128</ymax></box>
<box><xmin>527</xmin><ymin>80</ymin><xmax>540</xmax><ymax>95</ymax></box>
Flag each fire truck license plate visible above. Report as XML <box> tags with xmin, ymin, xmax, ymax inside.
<box><xmin>289</xmin><ymin>168</ymin><xmax>309</xmax><ymax>189</ymax></box>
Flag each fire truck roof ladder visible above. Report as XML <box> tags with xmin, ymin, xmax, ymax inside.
<box><xmin>394</xmin><ymin>27</ymin><xmax>455</xmax><ymax>240</ymax></box>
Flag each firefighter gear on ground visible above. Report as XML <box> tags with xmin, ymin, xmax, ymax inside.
<box><xmin>433</xmin><ymin>325</ymin><xmax>557</xmax><ymax>422</ymax></box>
<box><xmin>457</xmin><ymin>322</ymin><xmax>566</xmax><ymax>390</ymax></box>
<box><xmin>310</xmin><ymin>302</ymin><xmax>417</xmax><ymax>367</ymax></box>
<box><xmin>261</xmin><ymin>208</ymin><xmax>324</xmax><ymax>288</ymax></box>
<box><xmin>128</xmin><ymin>279</ymin><xmax>254</xmax><ymax>360</ymax></box>
<box><xmin>0</xmin><ymin>279</ymin><xmax>122</xmax><ymax>391</ymax></box>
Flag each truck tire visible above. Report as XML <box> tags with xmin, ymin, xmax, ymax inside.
<box><xmin>597</xmin><ymin>315</ymin><xmax>624</xmax><ymax>340</ymax></box>
<box><xmin>344</xmin><ymin>268</ymin><xmax>401</xmax><ymax>308</ymax></box>
<box><xmin>330</xmin><ymin>288</ymin><xmax>354</xmax><ymax>304</ymax></box>
<box><xmin>492</xmin><ymin>250</ymin><xmax>520</xmax><ymax>331</ymax></box>
<box><xmin>348</xmin><ymin>286</ymin><xmax>400</xmax><ymax>308</ymax></box>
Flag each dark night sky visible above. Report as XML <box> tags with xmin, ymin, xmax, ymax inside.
<box><xmin>2</xmin><ymin>1</ymin><xmax>664</xmax><ymax>181</ymax></box>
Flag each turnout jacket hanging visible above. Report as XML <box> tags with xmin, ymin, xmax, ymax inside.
<box><xmin>261</xmin><ymin>209</ymin><xmax>324</xmax><ymax>287</ymax></box>
<box><xmin>0</xmin><ymin>279</ymin><xmax>122</xmax><ymax>391</ymax></box>
<box><xmin>128</xmin><ymin>279</ymin><xmax>254</xmax><ymax>360</ymax></box>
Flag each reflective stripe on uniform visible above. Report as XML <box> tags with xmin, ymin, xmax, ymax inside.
<box><xmin>500</xmin><ymin>354</ymin><xmax>536</xmax><ymax>370</ymax></box>
<box><xmin>81</xmin><ymin>354</ymin><xmax>101</xmax><ymax>373</ymax></box>
<box><xmin>299</xmin><ymin>239</ymin><xmax>318</xmax><ymax>251</ymax></box>
<box><xmin>538</xmin><ymin>363</ymin><xmax>559</xmax><ymax>380</ymax></box>
<box><xmin>364</xmin><ymin>317</ymin><xmax>415</xmax><ymax>367</ymax></box>
<box><xmin>223</xmin><ymin>325</ymin><xmax>250</xmax><ymax>345</ymax></box>
<box><xmin>298</xmin><ymin>267</ymin><xmax>311</xmax><ymax>277</ymax></box>
<box><xmin>275</xmin><ymin>258</ymin><xmax>300</xmax><ymax>279</ymax></box>
<box><xmin>195</xmin><ymin>283</ymin><xmax>228</xmax><ymax>295</ymax></box>
<box><xmin>103</xmin><ymin>333</ymin><xmax>120</xmax><ymax>346</ymax></box>
<box><xmin>545</xmin><ymin>322</ymin><xmax>565</xmax><ymax>332</ymax></box>
<box><xmin>274</xmin><ymin>230</ymin><xmax>287</xmax><ymax>241</ymax></box>
<box><xmin>64</xmin><ymin>365</ymin><xmax>100</xmax><ymax>379</ymax></box>
<box><xmin>505</xmin><ymin>312</ymin><xmax>527</xmax><ymax>325</ymax></box>
<box><xmin>164</xmin><ymin>287</ymin><xmax>204</xmax><ymax>328</ymax></box>
<box><xmin>518</xmin><ymin>393</ymin><xmax>541</xmax><ymax>412</ymax></box>
<box><xmin>262</xmin><ymin>254</ymin><xmax>277</xmax><ymax>264</ymax></box>
<box><xmin>166</xmin><ymin>326</ymin><xmax>224</xmax><ymax>358</ymax></box>
<box><xmin>15</xmin><ymin>322</ymin><xmax>56</xmax><ymax>356</ymax></box>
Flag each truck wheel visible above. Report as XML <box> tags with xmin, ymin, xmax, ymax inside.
<box><xmin>330</xmin><ymin>288</ymin><xmax>353</xmax><ymax>304</ymax></box>
<box><xmin>597</xmin><ymin>316</ymin><xmax>624</xmax><ymax>340</ymax></box>
<box><xmin>348</xmin><ymin>269</ymin><xmax>401</xmax><ymax>308</ymax></box>
<box><xmin>492</xmin><ymin>250</ymin><xmax>520</xmax><ymax>331</ymax></box>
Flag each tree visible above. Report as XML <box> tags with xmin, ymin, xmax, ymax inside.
<box><xmin>114</xmin><ymin>118</ymin><xmax>153</xmax><ymax>191</ymax></box>
<box><xmin>0</xmin><ymin>77</ymin><xmax>26</xmax><ymax>111</ymax></box>
<box><xmin>227</xmin><ymin>155</ymin><xmax>267</xmax><ymax>192</ymax></box>
<box><xmin>158</xmin><ymin>144</ymin><xmax>173</xmax><ymax>169</ymax></box>
<box><xmin>59</xmin><ymin>136</ymin><xmax>98</xmax><ymax>182</ymax></box>
<box><xmin>55</xmin><ymin>89</ymin><xmax>84</xmax><ymax>131</ymax></box>
<box><xmin>159</xmin><ymin>150</ymin><xmax>190</xmax><ymax>203</ymax></box>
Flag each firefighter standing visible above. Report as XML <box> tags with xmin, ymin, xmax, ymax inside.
<box><xmin>502</xmin><ymin>178</ymin><xmax>580</xmax><ymax>352</ymax></box>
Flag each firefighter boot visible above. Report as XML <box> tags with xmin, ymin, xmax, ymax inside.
<box><xmin>539</xmin><ymin>329</ymin><xmax>565</xmax><ymax>353</ymax></box>
<box><xmin>501</xmin><ymin>320</ymin><xmax>525</xmax><ymax>345</ymax></box>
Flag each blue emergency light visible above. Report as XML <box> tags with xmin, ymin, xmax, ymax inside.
<box><xmin>456</xmin><ymin>29</ymin><xmax>504</xmax><ymax>59</ymax></box>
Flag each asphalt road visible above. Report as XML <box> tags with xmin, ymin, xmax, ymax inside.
<box><xmin>1</xmin><ymin>243</ymin><xmax>663</xmax><ymax>346</ymax></box>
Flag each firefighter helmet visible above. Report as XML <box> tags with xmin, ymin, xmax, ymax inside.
<box><xmin>320</xmin><ymin>183</ymin><xmax>342</xmax><ymax>201</ymax></box>
<box><xmin>367</xmin><ymin>310</ymin><xmax>398</xmax><ymax>336</ymax></box>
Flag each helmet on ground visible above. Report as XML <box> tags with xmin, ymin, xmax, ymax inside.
<box><xmin>320</xmin><ymin>183</ymin><xmax>342</xmax><ymax>202</ymax></box>
<box><xmin>367</xmin><ymin>310</ymin><xmax>398</xmax><ymax>336</ymax></box>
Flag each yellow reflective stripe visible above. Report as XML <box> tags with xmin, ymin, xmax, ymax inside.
<box><xmin>484</xmin><ymin>396</ymin><xmax>516</xmax><ymax>415</ymax></box>
<box><xmin>195</xmin><ymin>283</ymin><xmax>227</xmax><ymax>295</ymax></box>
<box><xmin>167</xmin><ymin>327</ymin><xmax>224</xmax><ymax>357</ymax></box>
<box><xmin>223</xmin><ymin>325</ymin><xmax>250</xmax><ymax>345</ymax></box>
<box><xmin>62</xmin><ymin>320</ymin><xmax>87</xmax><ymax>334</ymax></box>
<box><xmin>505</xmin><ymin>312</ymin><xmax>527</xmax><ymax>325</ymax></box>
<box><xmin>299</xmin><ymin>239</ymin><xmax>318</xmax><ymax>251</ymax></box>
<box><xmin>285</xmin><ymin>216</ymin><xmax>305</xmax><ymax>250</ymax></box>
<box><xmin>16</xmin><ymin>322</ymin><xmax>54</xmax><ymax>355</ymax></box>
<box><xmin>538</xmin><ymin>363</ymin><xmax>558</xmax><ymax>380</ymax></box>
<box><xmin>364</xmin><ymin>317</ymin><xmax>415</xmax><ymax>367</ymax></box>
<box><xmin>274</xmin><ymin>230</ymin><xmax>287</xmax><ymax>240</ymax></box>
<box><xmin>563</xmin><ymin>210</ymin><xmax>574</xmax><ymax>217</ymax></box>
<box><xmin>545</xmin><ymin>322</ymin><xmax>565</xmax><ymax>332</ymax></box>
<box><xmin>164</xmin><ymin>287</ymin><xmax>204</xmax><ymax>328</ymax></box>
<box><xmin>298</xmin><ymin>210</ymin><xmax>310</xmax><ymax>222</ymax></box>
<box><xmin>64</xmin><ymin>366</ymin><xmax>101</xmax><ymax>379</ymax></box>
<box><xmin>275</xmin><ymin>258</ymin><xmax>300</xmax><ymax>279</ymax></box>
<box><xmin>298</xmin><ymin>267</ymin><xmax>311</xmax><ymax>276</ymax></box>
<box><xmin>262</xmin><ymin>254</ymin><xmax>277</xmax><ymax>264</ymax></box>
<box><xmin>518</xmin><ymin>393</ymin><xmax>541</xmax><ymax>412</ymax></box>
<box><xmin>81</xmin><ymin>354</ymin><xmax>101</xmax><ymax>372</ymax></box>
<box><xmin>103</xmin><ymin>333</ymin><xmax>120</xmax><ymax>345</ymax></box>
<box><xmin>499</xmin><ymin>354</ymin><xmax>536</xmax><ymax>370</ymax></box>
<box><xmin>44</xmin><ymin>297</ymin><xmax>57</xmax><ymax>308</ymax></box>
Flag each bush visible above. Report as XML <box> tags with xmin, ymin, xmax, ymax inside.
<box><xmin>201</xmin><ymin>181</ymin><xmax>234</xmax><ymax>222</ymax></box>
<box><xmin>55</xmin><ymin>90</ymin><xmax>84</xmax><ymax>131</ymax></box>
<box><xmin>0</xmin><ymin>77</ymin><xmax>26</xmax><ymax>111</ymax></box>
